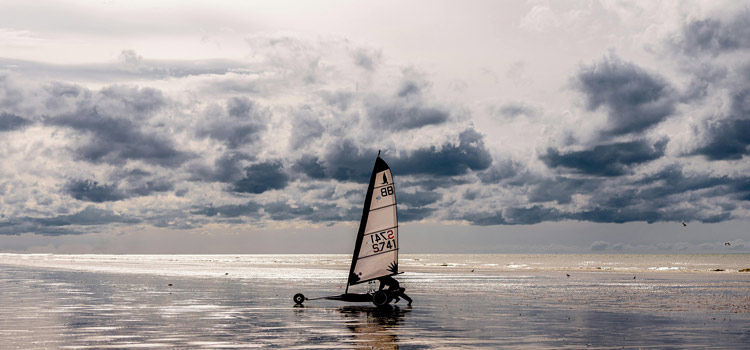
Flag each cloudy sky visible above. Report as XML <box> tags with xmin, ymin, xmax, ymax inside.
<box><xmin>1</xmin><ymin>0</ymin><xmax>749</xmax><ymax>253</ymax></box>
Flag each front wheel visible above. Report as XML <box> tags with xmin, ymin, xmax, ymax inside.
<box><xmin>293</xmin><ymin>293</ymin><xmax>305</xmax><ymax>305</ymax></box>
<box><xmin>372</xmin><ymin>290</ymin><xmax>390</xmax><ymax>306</ymax></box>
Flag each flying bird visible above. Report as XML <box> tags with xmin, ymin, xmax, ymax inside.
<box><xmin>682</xmin><ymin>222</ymin><xmax>687</xmax><ymax>227</ymax></box>
<box><xmin>566</xmin><ymin>273</ymin><xmax>570</xmax><ymax>277</ymax></box>
<box><xmin>725</xmin><ymin>242</ymin><xmax>731</xmax><ymax>246</ymax></box>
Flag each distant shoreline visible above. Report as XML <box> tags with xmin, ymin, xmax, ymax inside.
<box><xmin>2</xmin><ymin>253</ymin><xmax>749</xmax><ymax>275</ymax></box>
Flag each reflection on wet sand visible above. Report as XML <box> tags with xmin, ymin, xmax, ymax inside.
<box><xmin>2</xmin><ymin>256</ymin><xmax>750</xmax><ymax>349</ymax></box>
<box><xmin>339</xmin><ymin>305</ymin><xmax>411</xmax><ymax>350</ymax></box>
<box><xmin>291</xmin><ymin>304</ymin><xmax>411</xmax><ymax>349</ymax></box>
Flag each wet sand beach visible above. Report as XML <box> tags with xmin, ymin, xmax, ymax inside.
<box><xmin>1</xmin><ymin>254</ymin><xmax>749</xmax><ymax>349</ymax></box>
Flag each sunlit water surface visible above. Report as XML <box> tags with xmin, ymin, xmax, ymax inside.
<box><xmin>1</xmin><ymin>254</ymin><xmax>749</xmax><ymax>349</ymax></box>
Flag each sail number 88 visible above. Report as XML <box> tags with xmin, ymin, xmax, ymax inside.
<box><xmin>380</xmin><ymin>186</ymin><xmax>394</xmax><ymax>197</ymax></box>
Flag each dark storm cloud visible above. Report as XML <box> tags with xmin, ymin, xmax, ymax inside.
<box><xmin>733</xmin><ymin>178</ymin><xmax>750</xmax><ymax>201</ymax></box>
<box><xmin>465</xmin><ymin>204</ymin><xmax>721</xmax><ymax>226</ymax></box>
<box><xmin>528</xmin><ymin>176</ymin><xmax>600</xmax><ymax>204</ymax></box>
<box><xmin>193</xmin><ymin>200</ymin><xmax>349</xmax><ymax>222</ymax></box>
<box><xmin>504</xmin><ymin>205</ymin><xmax>563</xmax><ymax>225</ymax></box>
<box><xmin>692</xmin><ymin>78</ymin><xmax>750</xmax><ymax>160</ymax></box>
<box><xmin>597</xmin><ymin>189</ymin><xmax>638</xmax><ymax>208</ymax></box>
<box><xmin>233</xmin><ymin>160</ymin><xmax>289</xmax><ymax>194</ymax></box>
<box><xmin>574</xmin><ymin>207</ymin><xmax>661</xmax><ymax>224</ymax></box>
<box><xmin>148</xmin><ymin>213</ymin><xmax>203</xmax><ymax>230</ymax></box>
<box><xmin>691</xmin><ymin>87</ymin><xmax>750</xmax><ymax>160</ymax></box>
<box><xmin>110</xmin><ymin>168</ymin><xmax>151</xmax><ymax>181</ymax></box>
<box><xmin>42</xmin><ymin>82</ymin><xmax>89</xmax><ymax>110</ymax></box>
<box><xmin>569</xmin><ymin>165</ymin><xmax>749</xmax><ymax>224</ymax></box>
<box><xmin>668</xmin><ymin>11</ymin><xmax>750</xmax><ymax>161</ymax></box>
<box><xmin>541</xmin><ymin>138</ymin><xmax>667</xmax><ymax>176</ymax></box>
<box><xmin>398</xmin><ymin>207</ymin><xmax>436</xmax><ymax>222</ymax></box>
<box><xmin>663</xmin><ymin>209</ymin><xmax>731</xmax><ymax>224</ymax></box>
<box><xmin>127</xmin><ymin>178</ymin><xmax>173</xmax><ymax>197</ymax></box>
<box><xmin>574</xmin><ymin>55</ymin><xmax>676</xmax><ymax>136</ymax></box>
<box><xmin>267</xmin><ymin>201</ymin><xmax>350</xmax><ymax>222</ymax></box>
<box><xmin>189</xmin><ymin>152</ymin><xmax>255</xmax><ymax>184</ymax></box>
<box><xmin>478</xmin><ymin>158</ymin><xmax>522</xmax><ymax>183</ymax></box>
<box><xmin>633</xmin><ymin>165</ymin><xmax>750</xmax><ymax>205</ymax></box>
<box><xmin>65</xmin><ymin>179</ymin><xmax>126</xmax><ymax>202</ymax></box>
<box><xmin>292</xmin><ymin>155</ymin><xmax>327</xmax><ymax>179</ymax></box>
<box><xmin>399</xmin><ymin>191</ymin><xmax>442</xmax><ymax>208</ymax></box>
<box><xmin>461</xmin><ymin>206</ymin><xmax>563</xmax><ymax>226</ymax></box>
<box><xmin>460</xmin><ymin>161</ymin><xmax>750</xmax><ymax>226</ymax></box>
<box><xmin>0</xmin><ymin>112</ymin><xmax>31</xmax><ymax>131</ymax></box>
<box><xmin>0</xmin><ymin>220</ymin><xmax>82</xmax><ymax>236</ymax></box>
<box><xmin>365</xmin><ymin>98</ymin><xmax>449</xmax><ymax>130</ymax></box>
<box><xmin>490</xmin><ymin>101</ymin><xmax>539</xmax><ymax>119</ymax></box>
<box><xmin>265</xmin><ymin>201</ymin><xmax>315</xmax><ymax>221</ymax></box>
<box><xmin>693</xmin><ymin>118</ymin><xmax>750</xmax><ymax>160</ymax></box>
<box><xmin>196</xmin><ymin>97</ymin><xmax>267</xmax><ymax>149</ymax></box>
<box><xmin>317</xmin><ymin>128</ymin><xmax>491</xmax><ymax>183</ymax></box>
<box><xmin>635</xmin><ymin>164</ymin><xmax>727</xmax><ymax>197</ymax></box>
<box><xmin>73</xmin><ymin>168</ymin><xmax>177</xmax><ymax>201</ymax></box>
<box><xmin>393</xmin><ymin>128</ymin><xmax>493</xmax><ymax>177</ymax></box>
<box><xmin>396</xmin><ymin>191</ymin><xmax>442</xmax><ymax>222</ymax></box>
<box><xmin>226</xmin><ymin>96</ymin><xmax>255</xmax><ymax>118</ymax></box>
<box><xmin>365</xmin><ymin>75</ymin><xmax>449</xmax><ymax>130</ymax></box>
<box><xmin>571</xmin><ymin>205</ymin><xmax>730</xmax><ymax>224</ymax></box>
<box><xmin>462</xmin><ymin>189</ymin><xmax>480</xmax><ymax>200</ymax></box>
<box><xmin>0</xmin><ymin>206</ymin><xmax>140</xmax><ymax>236</ymax></box>
<box><xmin>321</xmin><ymin>139</ymin><xmax>377</xmax><ymax>182</ymax></box>
<box><xmin>41</xmin><ymin>85</ymin><xmax>192</xmax><ymax>167</ymax></box>
<box><xmin>97</xmin><ymin>85</ymin><xmax>167</xmax><ymax>115</ymax></box>
<box><xmin>396</xmin><ymin>78</ymin><xmax>424</xmax><ymax>98</ymax></box>
<box><xmin>461</xmin><ymin>211</ymin><xmax>507</xmax><ymax>226</ymax></box>
<box><xmin>675</xmin><ymin>12</ymin><xmax>750</xmax><ymax>56</ymax></box>
<box><xmin>49</xmin><ymin>108</ymin><xmax>192</xmax><ymax>167</ymax></box>
<box><xmin>34</xmin><ymin>206</ymin><xmax>140</xmax><ymax>226</ymax></box>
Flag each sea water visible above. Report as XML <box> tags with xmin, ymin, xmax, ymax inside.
<box><xmin>1</xmin><ymin>254</ymin><xmax>749</xmax><ymax>349</ymax></box>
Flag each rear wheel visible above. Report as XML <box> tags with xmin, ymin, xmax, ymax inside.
<box><xmin>293</xmin><ymin>293</ymin><xmax>305</xmax><ymax>305</ymax></box>
<box><xmin>372</xmin><ymin>290</ymin><xmax>390</xmax><ymax>306</ymax></box>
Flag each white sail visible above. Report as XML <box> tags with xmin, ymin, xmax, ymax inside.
<box><xmin>347</xmin><ymin>156</ymin><xmax>399</xmax><ymax>286</ymax></box>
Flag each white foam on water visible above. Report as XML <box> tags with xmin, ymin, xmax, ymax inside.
<box><xmin>505</xmin><ymin>264</ymin><xmax>528</xmax><ymax>268</ymax></box>
<box><xmin>648</xmin><ymin>266</ymin><xmax>683</xmax><ymax>271</ymax></box>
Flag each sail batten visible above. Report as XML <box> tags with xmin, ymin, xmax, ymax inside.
<box><xmin>364</xmin><ymin>225</ymin><xmax>398</xmax><ymax>235</ymax></box>
<box><xmin>358</xmin><ymin>248</ymin><xmax>400</xmax><ymax>260</ymax></box>
<box><xmin>346</xmin><ymin>155</ymin><xmax>399</xmax><ymax>287</ymax></box>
